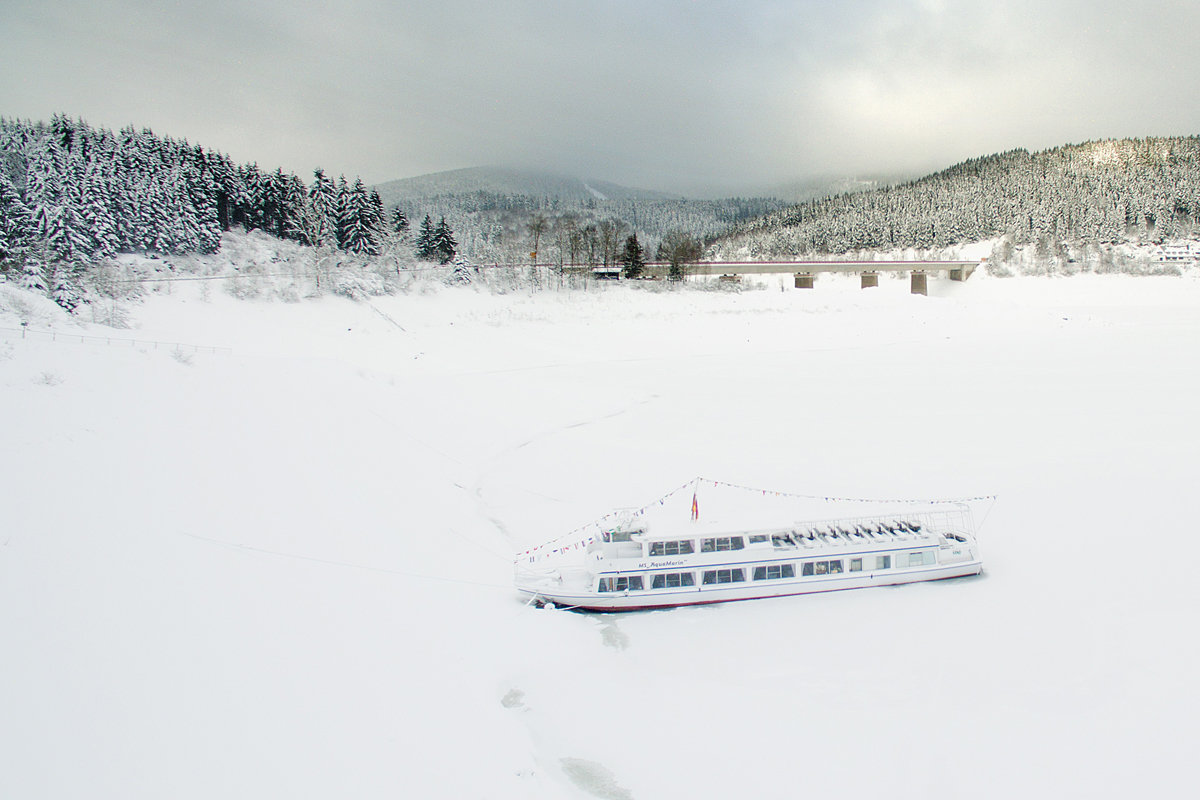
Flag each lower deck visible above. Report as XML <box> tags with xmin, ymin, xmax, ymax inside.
<box><xmin>517</xmin><ymin>550</ymin><xmax>982</xmax><ymax>611</ymax></box>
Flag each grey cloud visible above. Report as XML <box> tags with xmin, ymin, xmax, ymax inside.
<box><xmin>3</xmin><ymin>0</ymin><xmax>1199</xmax><ymax>193</ymax></box>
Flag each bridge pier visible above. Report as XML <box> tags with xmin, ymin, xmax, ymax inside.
<box><xmin>860</xmin><ymin>271</ymin><xmax>879</xmax><ymax>289</ymax></box>
<box><xmin>794</xmin><ymin>272</ymin><xmax>815</xmax><ymax>289</ymax></box>
<box><xmin>910</xmin><ymin>270</ymin><xmax>927</xmax><ymax>295</ymax></box>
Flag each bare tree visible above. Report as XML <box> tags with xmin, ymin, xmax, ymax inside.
<box><xmin>556</xmin><ymin>214</ymin><xmax>582</xmax><ymax>265</ymax></box>
<box><xmin>597</xmin><ymin>218</ymin><xmax>627</xmax><ymax>268</ymax></box>
<box><xmin>551</xmin><ymin>214</ymin><xmax>581</xmax><ymax>288</ymax></box>
<box><xmin>658</xmin><ymin>229</ymin><xmax>703</xmax><ymax>281</ymax></box>
<box><xmin>527</xmin><ymin>214</ymin><xmax>548</xmax><ymax>260</ymax></box>
<box><xmin>581</xmin><ymin>223</ymin><xmax>599</xmax><ymax>267</ymax></box>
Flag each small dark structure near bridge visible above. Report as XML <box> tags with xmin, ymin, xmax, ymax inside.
<box><xmin>653</xmin><ymin>260</ymin><xmax>981</xmax><ymax>295</ymax></box>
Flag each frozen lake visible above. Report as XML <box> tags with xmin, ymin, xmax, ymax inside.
<box><xmin>3</xmin><ymin>268</ymin><xmax>1198</xmax><ymax>798</ymax></box>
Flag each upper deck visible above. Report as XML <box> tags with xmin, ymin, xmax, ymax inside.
<box><xmin>590</xmin><ymin>509</ymin><xmax>969</xmax><ymax>562</ymax></box>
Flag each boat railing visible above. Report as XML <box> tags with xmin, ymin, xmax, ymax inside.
<box><xmin>778</xmin><ymin>507</ymin><xmax>973</xmax><ymax>549</ymax></box>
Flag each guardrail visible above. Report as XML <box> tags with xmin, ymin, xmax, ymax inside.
<box><xmin>0</xmin><ymin>325</ymin><xmax>232</xmax><ymax>355</ymax></box>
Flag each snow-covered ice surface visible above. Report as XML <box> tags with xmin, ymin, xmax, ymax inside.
<box><xmin>3</xmin><ymin>266</ymin><xmax>1199</xmax><ymax>798</ymax></box>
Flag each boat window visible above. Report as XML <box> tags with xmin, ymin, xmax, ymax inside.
<box><xmin>651</xmin><ymin>572</ymin><xmax>695</xmax><ymax>589</ymax></box>
<box><xmin>876</xmin><ymin>555</ymin><xmax>891</xmax><ymax>570</ymax></box>
<box><xmin>748</xmin><ymin>534</ymin><xmax>769</xmax><ymax>544</ymax></box>
<box><xmin>597</xmin><ymin>576</ymin><xmax>644</xmax><ymax>592</ymax></box>
<box><xmin>701</xmin><ymin>568</ymin><xmax>745</xmax><ymax>585</ymax></box>
<box><xmin>701</xmin><ymin>536</ymin><xmax>745</xmax><ymax>552</ymax></box>
<box><xmin>908</xmin><ymin>551</ymin><xmax>929</xmax><ymax>567</ymax></box>
<box><xmin>753</xmin><ymin>564</ymin><xmax>796</xmax><ymax>580</ymax></box>
<box><xmin>804</xmin><ymin>560</ymin><xmax>850</xmax><ymax>576</ymax></box>
<box><xmin>850</xmin><ymin>558</ymin><xmax>863</xmax><ymax>572</ymax></box>
<box><xmin>649</xmin><ymin>540</ymin><xmax>695</xmax><ymax>556</ymax></box>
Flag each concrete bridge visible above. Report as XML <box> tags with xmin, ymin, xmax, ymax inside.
<box><xmin>640</xmin><ymin>260</ymin><xmax>981</xmax><ymax>294</ymax></box>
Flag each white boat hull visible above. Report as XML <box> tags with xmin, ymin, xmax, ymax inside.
<box><xmin>517</xmin><ymin>559</ymin><xmax>983</xmax><ymax>611</ymax></box>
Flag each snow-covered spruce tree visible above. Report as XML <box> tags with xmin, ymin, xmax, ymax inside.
<box><xmin>619</xmin><ymin>233</ymin><xmax>645</xmax><ymax>278</ymax></box>
<box><xmin>0</xmin><ymin>173</ymin><xmax>34</xmax><ymax>273</ymax></box>
<box><xmin>53</xmin><ymin>194</ymin><xmax>94</xmax><ymax>264</ymax></box>
<box><xmin>47</xmin><ymin>262</ymin><xmax>84</xmax><ymax>312</ymax></box>
<box><xmin>189</xmin><ymin>177</ymin><xmax>222</xmax><ymax>254</ymax></box>
<box><xmin>305</xmin><ymin>168</ymin><xmax>339</xmax><ymax>247</ymax></box>
<box><xmin>80</xmin><ymin>171</ymin><xmax>119</xmax><ymax>259</ymax></box>
<box><xmin>340</xmin><ymin>179</ymin><xmax>380</xmax><ymax>256</ymax></box>
<box><xmin>391</xmin><ymin>207</ymin><xmax>410</xmax><ymax>237</ymax></box>
<box><xmin>205</xmin><ymin>148</ymin><xmax>237</xmax><ymax>230</ymax></box>
<box><xmin>334</xmin><ymin>175</ymin><xmax>351</xmax><ymax>250</ymax></box>
<box><xmin>432</xmin><ymin>217</ymin><xmax>457</xmax><ymax>264</ymax></box>
<box><xmin>277</xmin><ymin>173</ymin><xmax>308</xmax><ymax>245</ymax></box>
<box><xmin>446</xmin><ymin>256</ymin><xmax>474</xmax><ymax>285</ymax></box>
<box><xmin>415</xmin><ymin>214</ymin><xmax>436</xmax><ymax>260</ymax></box>
<box><xmin>368</xmin><ymin>189</ymin><xmax>386</xmax><ymax>236</ymax></box>
<box><xmin>20</xmin><ymin>248</ymin><xmax>48</xmax><ymax>293</ymax></box>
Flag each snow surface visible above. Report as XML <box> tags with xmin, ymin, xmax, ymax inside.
<box><xmin>3</xmin><ymin>262</ymin><xmax>1200</xmax><ymax>799</ymax></box>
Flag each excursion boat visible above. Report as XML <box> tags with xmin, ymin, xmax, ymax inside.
<box><xmin>514</xmin><ymin>479</ymin><xmax>985</xmax><ymax>611</ymax></box>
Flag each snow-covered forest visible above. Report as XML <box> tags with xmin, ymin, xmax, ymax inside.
<box><xmin>0</xmin><ymin>116</ymin><xmax>459</xmax><ymax>311</ymax></box>
<box><xmin>713</xmin><ymin>137</ymin><xmax>1200</xmax><ymax>271</ymax></box>
<box><xmin>0</xmin><ymin>115</ymin><xmax>406</xmax><ymax>259</ymax></box>
<box><xmin>376</xmin><ymin>174</ymin><xmax>785</xmax><ymax>267</ymax></box>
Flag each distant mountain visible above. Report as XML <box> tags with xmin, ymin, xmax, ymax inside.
<box><xmin>712</xmin><ymin>137</ymin><xmax>1200</xmax><ymax>264</ymax></box>
<box><xmin>753</xmin><ymin>173</ymin><xmax>915</xmax><ymax>204</ymax></box>
<box><xmin>372</xmin><ymin>166</ymin><xmax>680</xmax><ymax>209</ymax></box>
<box><xmin>370</xmin><ymin>166</ymin><xmax>786</xmax><ymax>266</ymax></box>
<box><xmin>374</xmin><ymin>166</ymin><xmax>904</xmax><ymax>206</ymax></box>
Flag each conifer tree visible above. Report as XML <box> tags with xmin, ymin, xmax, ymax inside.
<box><xmin>206</xmin><ymin>151</ymin><xmax>236</xmax><ymax>230</ymax></box>
<box><xmin>0</xmin><ymin>174</ymin><xmax>33</xmax><ymax>271</ymax></box>
<box><xmin>619</xmin><ymin>233</ymin><xmax>645</xmax><ymax>278</ymax></box>
<box><xmin>368</xmin><ymin>190</ymin><xmax>385</xmax><ymax>235</ymax></box>
<box><xmin>48</xmin><ymin>262</ymin><xmax>84</xmax><ymax>312</ymax></box>
<box><xmin>432</xmin><ymin>217</ymin><xmax>457</xmax><ymax>264</ymax></box>
<box><xmin>391</xmin><ymin>207</ymin><xmax>410</xmax><ymax>236</ymax></box>
<box><xmin>81</xmin><ymin>171</ymin><xmax>119</xmax><ymax>259</ymax></box>
<box><xmin>416</xmin><ymin>214</ymin><xmax>436</xmax><ymax>260</ymax></box>
<box><xmin>335</xmin><ymin>175</ymin><xmax>350</xmax><ymax>250</ymax></box>
<box><xmin>307</xmin><ymin>168</ymin><xmax>338</xmax><ymax>247</ymax></box>
<box><xmin>340</xmin><ymin>179</ymin><xmax>379</xmax><ymax>256</ymax></box>
<box><xmin>20</xmin><ymin>250</ymin><xmax>48</xmax><ymax>293</ymax></box>
<box><xmin>53</xmin><ymin>195</ymin><xmax>93</xmax><ymax>263</ymax></box>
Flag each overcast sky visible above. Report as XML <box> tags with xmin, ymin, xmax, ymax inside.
<box><xmin>4</xmin><ymin>0</ymin><xmax>1199</xmax><ymax>194</ymax></box>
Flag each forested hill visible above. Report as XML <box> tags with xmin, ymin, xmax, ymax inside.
<box><xmin>0</xmin><ymin>115</ymin><xmax>391</xmax><ymax>271</ymax></box>
<box><xmin>712</xmin><ymin>137</ymin><xmax>1200</xmax><ymax>260</ymax></box>
<box><xmin>373</xmin><ymin>166</ymin><xmax>679</xmax><ymax>207</ymax></box>
<box><xmin>0</xmin><ymin>115</ymin><xmax>441</xmax><ymax>310</ymax></box>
